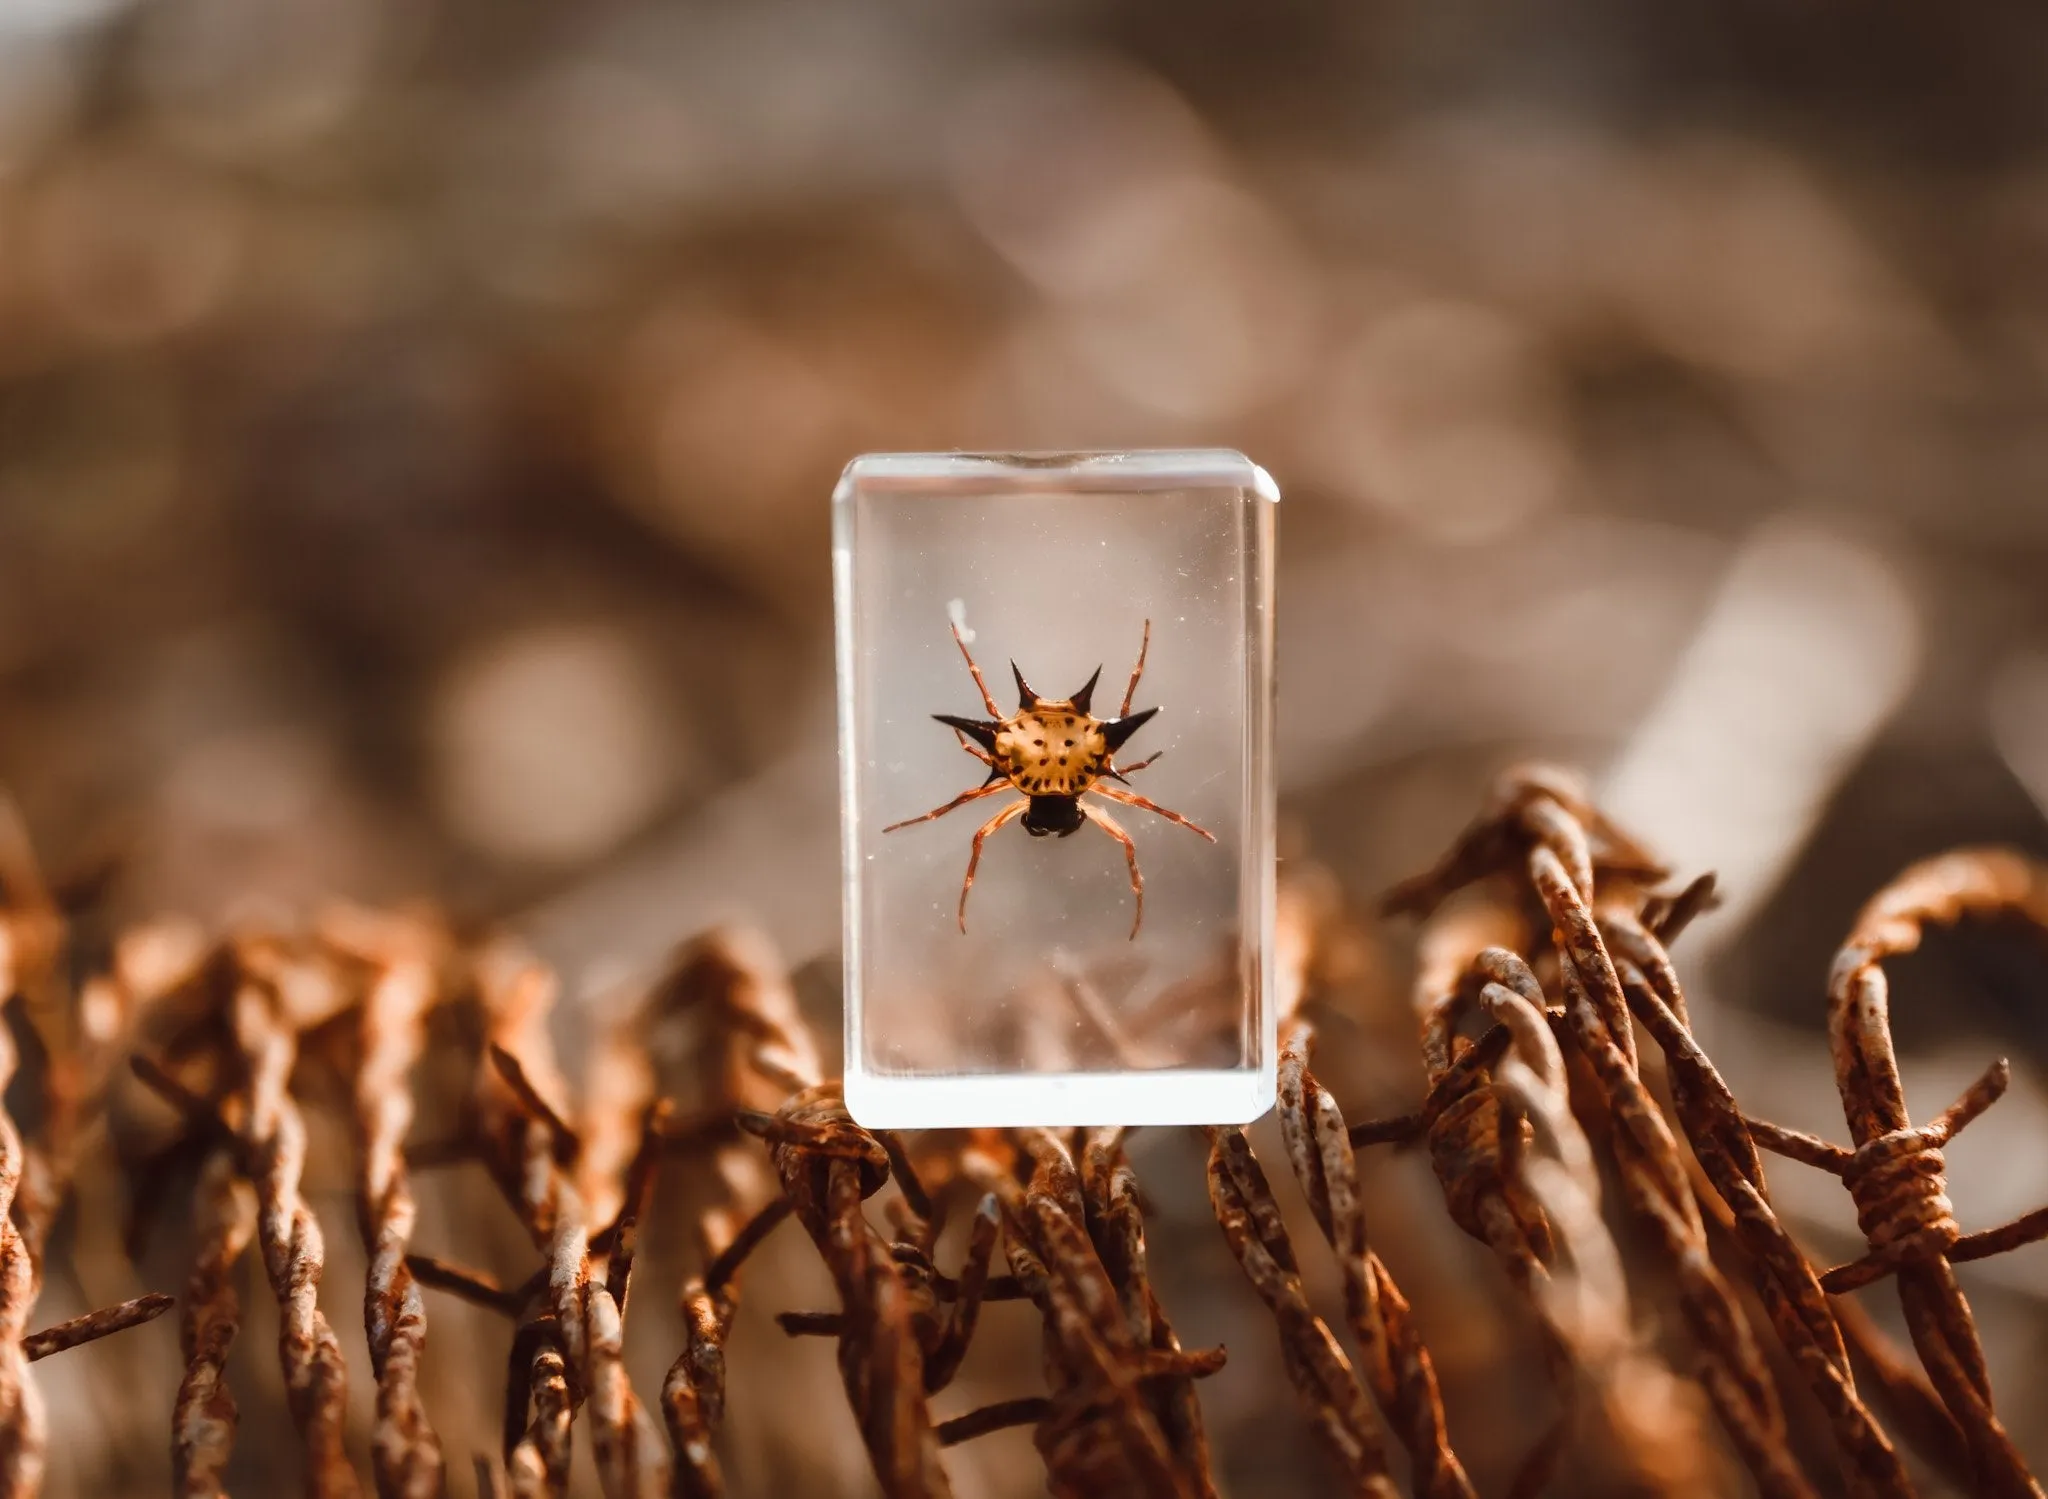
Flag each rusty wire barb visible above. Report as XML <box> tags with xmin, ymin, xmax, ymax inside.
<box><xmin>1204</xmin><ymin>1122</ymin><xmax>1396</xmax><ymax>1498</ymax></box>
<box><xmin>1386</xmin><ymin>890</ymin><xmax>1715</xmax><ymax>1496</ymax></box>
<box><xmin>21</xmin><ymin>767</ymin><xmax>2048</xmax><ymax>1498</ymax></box>
<box><xmin>1193</xmin><ymin>883</ymin><xmax>1399</xmax><ymax>1497</ymax></box>
<box><xmin>1</xmin><ymin>802</ymin><xmax>189</xmax><ymax>1498</ymax></box>
<box><xmin>958</xmin><ymin>1128</ymin><xmax>1223</xmax><ymax>1499</ymax></box>
<box><xmin>0</xmin><ymin>990</ymin><xmax>48</xmax><ymax>1499</ymax></box>
<box><xmin>771</xmin><ymin>1144</ymin><xmax>998</xmax><ymax>1395</ymax></box>
<box><xmin>0</xmin><ymin>801</ymin><xmax>64</xmax><ymax>1497</ymax></box>
<box><xmin>324</xmin><ymin>906</ymin><xmax>447</xmax><ymax>1499</ymax></box>
<box><xmin>764</xmin><ymin>1087</ymin><xmax>951</xmax><ymax>1498</ymax></box>
<box><xmin>22</xmin><ymin>1290</ymin><xmax>174</xmax><ymax>1361</ymax></box>
<box><xmin>467</xmin><ymin>951</ymin><xmax>669</xmax><ymax>1499</ymax></box>
<box><xmin>1276</xmin><ymin>1017</ymin><xmax>1472</xmax><ymax>1499</ymax></box>
<box><xmin>765</xmin><ymin>1089</ymin><xmax>970</xmax><ymax>1499</ymax></box>
<box><xmin>635</xmin><ymin>928</ymin><xmax>821</xmax><ymax>1499</ymax></box>
<box><xmin>1600</xmin><ymin>897</ymin><xmax>1912</xmax><ymax>1496</ymax></box>
<box><xmin>232</xmin><ymin>939</ymin><xmax>362</xmax><ymax>1497</ymax></box>
<box><xmin>1076</xmin><ymin>1127</ymin><xmax>1214</xmax><ymax>1493</ymax></box>
<box><xmin>1739</xmin><ymin>848</ymin><xmax>2048</xmax><ymax>1499</ymax></box>
<box><xmin>176</xmin><ymin>1148</ymin><xmax>258</xmax><ymax>1498</ymax></box>
<box><xmin>1477</xmin><ymin>951</ymin><xmax>1717</xmax><ymax>1498</ymax></box>
<box><xmin>1377</xmin><ymin>767</ymin><xmax>1816</xmax><ymax>1498</ymax></box>
<box><xmin>463</xmin><ymin>952</ymin><xmax>581</xmax><ymax>1497</ymax></box>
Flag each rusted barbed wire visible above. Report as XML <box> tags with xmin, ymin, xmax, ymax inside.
<box><xmin>1738</xmin><ymin>849</ymin><xmax>2048</xmax><ymax>1499</ymax></box>
<box><xmin>0</xmin><ymin>804</ymin><xmax>189</xmax><ymax>1498</ymax></box>
<box><xmin>1600</xmin><ymin>896</ymin><xmax>1912</xmax><ymax>1495</ymax></box>
<box><xmin>469</xmin><ymin>951</ymin><xmax>669</xmax><ymax>1499</ymax></box>
<box><xmin>325</xmin><ymin>906</ymin><xmax>447</xmax><ymax>1499</ymax></box>
<box><xmin>21</xmin><ymin>1290</ymin><xmax>174</xmax><ymax>1361</ymax></box>
<box><xmin>1076</xmin><ymin>1128</ymin><xmax>1214</xmax><ymax>1491</ymax></box>
<box><xmin>961</xmin><ymin>1128</ymin><xmax>1223</xmax><ymax>1499</ymax></box>
<box><xmin>233</xmin><ymin>939</ymin><xmax>361</xmax><ymax>1497</ymax></box>
<box><xmin>0</xmin><ymin>804</ymin><xmax>73</xmax><ymax>1494</ymax></box>
<box><xmin>1376</xmin><ymin>768</ymin><xmax>1814</xmax><ymax>1497</ymax></box>
<box><xmin>1204</xmin><ymin>1122</ymin><xmax>1396</xmax><ymax>1497</ymax></box>
<box><xmin>1275</xmin><ymin>1017</ymin><xmax>1471</xmax><ymax>1499</ymax></box>
<box><xmin>5</xmin><ymin>766</ymin><xmax>2048</xmax><ymax>1497</ymax></box>
<box><xmin>768</xmin><ymin>1087</ymin><xmax>950</xmax><ymax>1498</ymax></box>
<box><xmin>1394</xmin><ymin>898</ymin><xmax>1703</xmax><ymax>1497</ymax></box>
<box><xmin>1478</xmin><ymin>969</ymin><xmax>1710</xmax><ymax>1498</ymax></box>
<box><xmin>175</xmin><ymin>1145</ymin><xmax>256</xmax><ymax>1497</ymax></box>
<box><xmin>651</xmin><ymin>926</ymin><xmax>822</xmax><ymax>1499</ymax></box>
<box><xmin>0</xmin><ymin>981</ymin><xmax>48</xmax><ymax>1499</ymax></box>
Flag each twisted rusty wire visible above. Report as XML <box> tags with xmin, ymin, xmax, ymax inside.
<box><xmin>1204</xmin><ymin>1122</ymin><xmax>1397</xmax><ymax>1497</ymax></box>
<box><xmin>1739</xmin><ymin>849</ymin><xmax>2048</xmax><ymax>1499</ymax></box>
<box><xmin>645</xmin><ymin>928</ymin><xmax>821</xmax><ymax>1499</ymax></box>
<box><xmin>0</xmin><ymin>995</ymin><xmax>47</xmax><ymax>1499</ymax></box>
<box><xmin>1193</xmin><ymin>884</ymin><xmax>1400</xmax><ymax>1496</ymax></box>
<box><xmin>120</xmin><ymin>949</ymin><xmax>271</xmax><ymax>1498</ymax></box>
<box><xmin>22</xmin><ymin>1290</ymin><xmax>173</xmax><ymax>1361</ymax></box>
<box><xmin>1275</xmin><ymin>1016</ymin><xmax>1472</xmax><ymax>1499</ymax></box>
<box><xmin>1077</xmin><ymin>1127</ymin><xmax>1214</xmax><ymax>1493</ymax></box>
<box><xmin>960</xmin><ymin>1128</ymin><xmax>1222</xmax><ymax>1499</ymax></box>
<box><xmin>766</xmin><ymin>1087</ymin><xmax>951</xmax><ymax>1498</ymax></box>
<box><xmin>538</xmin><ymin>1171</ymin><xmax>666</xmax><ymax>1499</ymax></box>
<box><xmin>467</xmin><ymin>953</ymin><xmax>579</xmax><ymax>1496</ymax></box>
<box><xmin>770</xmin><ymin>1144</ymin><xmax>1001</xmax><ymax>1395</ymax></box>
<box><xmin>1478</xmin><ymin>955</ymin><xmax>1716</xmax><ymax>1498</ymax></box>
<box><xmin>175</xmin><ymin>1147</ymin><xmax>258</xmax><ymax>1497</ymax></box>
<box><xmin>0</xmin><ymin>802</ymin><xmax>63</xmax><ymax>1496</ymax></box>
<box><xmin>232</xmin><ymin>941</ymin><xmax>361</xmax><ymax>1497</ymax></box>
<box><xmin>1600</xmin><ymin>895</ymin><xmax>1912</xmax><ymax>1496</ymax></box>
<box><xmin>325</xmin><ymin>906</ymin><xmax>447</xmax><ymax>1499</ymax></box>
<box><xmin>1380</xmin><ymin>767</ymin><xmax>1815</xmax><ymax>1498</ymax></box>
<box><xmin>15</xmin><ymin>768</ymin><xmax>2048</xmax><ymax>1498</ymax></box>
<box><xmin>1395</xmin><ymin>902</ymin><xmax>1593</xmax><ymax>1495</ymax></box>
<box><xmin>1</xmin><ymin>801</ymin><xmax>188</xmax><ymax>1497</ymax></box>
<box><xmin>1381</xmin><ymin>887</ymin><xmax>1718</xmax><ymax>1495</ymax></box>
<box><xmin>1405</xmin><ymin>899</ymin><xmax>1554</xmax><ymax>1285</ymax></box>
<box><xmin>472</xmin><ymin>952</ymin><xmax>669</xmax><ymax>1499</ymax></box>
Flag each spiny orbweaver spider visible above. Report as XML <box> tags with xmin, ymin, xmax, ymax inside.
<box><xmin>883</xmin><ymin>617</ymin><xmax>1216</xmax><ymax>938</ymax></box>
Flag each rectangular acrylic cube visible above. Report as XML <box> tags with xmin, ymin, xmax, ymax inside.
<box><xmin>834</xmin><ymin>450</ymin><xmax>1277</xmax><ymax>1127</ymax></box>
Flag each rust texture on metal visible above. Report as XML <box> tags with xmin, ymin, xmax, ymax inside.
<box><xmin>329</xmin><ymin>905</ymin><xmax>447</xmax><ymax>1498</ymax></box>
<box><xmin>1751</xmin><ymin>850</ymin><xmax>2048</xmax><ymax>1498</ymax></box>
<box><xmin>3</xmin><ymin>769</ymin><xmax>2048</xmax><ymax>1495</ymax></box>
<box><xmin>1378</xmin><ymin>772</ymin><xmax>1803</xmax><ymax>1493</ymax></box>
<box><xmin>964</xmin><ymin>1127</ymin><xmax>1224</xmax><ymax>1499</ymax></box>
<box><xmin>1274</xmin><ymin>1016</ymin><xmax>1471</xmax><ymax>1498</ymax></box>
<box><xmin>0</xmin><ymin>803</ymin><xmax>184</xmax><ymax>1498</ymax></box>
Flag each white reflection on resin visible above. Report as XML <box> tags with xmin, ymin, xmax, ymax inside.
<box><xmin>834</xmin><ymin>451</ymin><xmax>1276</xmax><ymax>1128</ymax></box>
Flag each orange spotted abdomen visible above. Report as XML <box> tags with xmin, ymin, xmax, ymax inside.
<box><xmin>994</xmin><ymin>704</ymin><xmax>1108</xmax><ymax>797</ymax></box>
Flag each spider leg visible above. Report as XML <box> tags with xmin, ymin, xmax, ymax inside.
<box><xmin>883</xmin><ymin>780</ymin><xmax>1007</xmax><ymax>834</ymax></box>
<box><xmin>1091</xmin><ymin>784</ymin><xmax>1217</xmax><ymax>842</ymax></box>
<box><xmin>958</xmin><ymin>800</ymin><xmax>1026</xmax><ymax>932</ymax></box>
<box><xmin>1080</xmin><ymin>801</ymin><xmax>1144</xmax><ymax>940</ymax></box>
<box><xmin>1106</xmin><ymin>750</ymin><xmax>1162</xmax><ymax>783</ymax></box>
<box><xmin>951</xmin><ymin>727</ymin><xmax>997</xmax><ymax>767</ymax></box>
<box><xmin>951</xmin><ymin>621</ymin><xmax>1004</xmax><ymax>718</ymax></box>
<box><xmin>1118</xmin><ymin>618</ymin><xmax>1152</xmax><ymax>717</ymax></box>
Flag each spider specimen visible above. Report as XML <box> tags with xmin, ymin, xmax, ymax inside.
<box><xmin>883</xmin><ymin>618</ymin><xmax>1215</xmax><ymax>938</ymax></box>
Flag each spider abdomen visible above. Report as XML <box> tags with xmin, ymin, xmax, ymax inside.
<box><xmin>994</xmin><ymin>705</ymin><xmax>1108</xmax><ymax>797</ymax></box>
<box><xmin>1021</xmin><ymin>795</ymin><xmax>1085</xmax><ymax>837</ymax></box>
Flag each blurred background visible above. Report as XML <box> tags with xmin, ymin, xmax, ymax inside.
<box><xmin>5</xmin><ymin>0</ymin><xmax>2048</xmax><ymax>1493</ymax></box>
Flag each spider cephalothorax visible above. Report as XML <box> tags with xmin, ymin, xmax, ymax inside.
<box><xmin>884</xmin><ymin>618</ymin><xmax>1214</xmax><ymax>938</ymax></box>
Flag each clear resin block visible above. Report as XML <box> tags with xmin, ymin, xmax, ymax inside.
<box><xmin>834</xmin><ymin>451</ymin><xmax>1277</xmax><ymax>1127</ymax></box>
